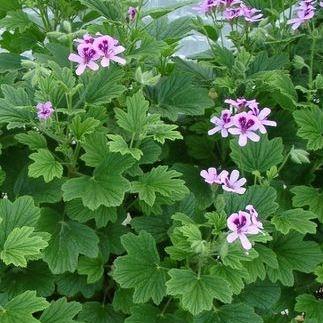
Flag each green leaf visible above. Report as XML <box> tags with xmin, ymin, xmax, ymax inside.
<box><xmin>62</xmin><ymin>155</ymin><xmax>132</xmax><ymax>210</ymax></box>
<box><xmin>172</xmin><ymin>164</ymin><xmax>213</xmax><ymax>210</ymax></box>
<box><xmin>115</xmin><ymin>91</ymin><xmax>149</xmax><ymax>135</ymax></box>
<box><xmin>79</xmin><ymin>0</ymin><xmax>121</xmax><ymax>20</ymax></box>
<box><xmin>127</xmin><ymin>36</ymin><xmax>166</xmax><ymax>60</ymax></box>
<box><xmin>253</xmin><ymin>71</ymin><xmax>297</xmax><ymax>110</ymax></box>
<box><xmin>0</xmin><ymin>53</ymin><xmax>22</xmax><ymax>72</ymax></box>
<box><xmin>0</xmin><ymin>226</ymin><xmax>49</xmax><ymax>267</ymax></box>
<box><xmin>230</xmin><ymin>136</ymin><xmax>284</xmax><ymax>173</ymax></box>
<box><xmin>295</xmin><ymin>294</ymin><xmax>323</xmax><ymax>322</ymax></box>
<box><xmin>78</xmin><ymin>302</ymin><xmax>124</xmax><ymax>323</ymax></box>
<box><xmin>147</xmin><ymin>74</ymin><xmax>213</xmax><ymax>121</ymax></box>
<box><xmin>0</xmin><ymin>290</ymin><xmax>48</xmax><ymax>323</ymax></box>
<box><xmin>40</xmin><ymin>298</ymin><xmax>82</xmax><ymax>323</ymax></box>
<box><xmin>81</xmin><ymin>67</ymin><xmax>126</xmax><ymax>105</ymax></box>
<box><xmin>224</xmin><ymin>185</ymin><xmax>278</xmax><ymax>219</ymax></box>
<box><xmin>113</xmin><ymin>231</ymin><xmax>167</xmax><ymax>305</ymax></box>
<box><xmin>0</xmin><ymin>261</ymin><xmax>55</xmax><ymax>298</ymax></box>
<box><xmin>70</xmin><ymin>116</ymin><xmax>100</xmax><ymax>140</ymax></box>
<box><xmin>131</xmin><ymin>166</ymin><xmax>188</xmax><ymax>207</ymax></box>
<box><xmin>293</xmin><ymin>107</ymin><xmax>323</xmax><ymax>150</ymax></box>
<box><xmin>28</xmin><ymin>149</ymin><xmax>63</xmax><ymax>183</ymax></box>
<box><xmin>0</xmin><ymin>84</ymin><xmax>31</xmax><ymax>124</ymax></box>
<box><xmin>112</xmin><ymin>288</ymin><xmax>134</xmax><ymax>315</ymax></box>
<box><xmin>77</xmin><ymin>256</ymin><xmax>104</xmax><ymax>284</ymax></box>
<box><xmin>267</xmin><ymin>233</ymin><xmax>322</xmax><ymax>286</ymax></box>
<box><xmin>314</xmin><ymin>265</ymin><xmax>323</xmax><ymax>283</ymax></box>
<box><xmin>14</xmin><ymin>169</ymin><xmax>64</xmax><ymax>205</ymax></box>
<box><xmin>237</xmin><ymin>280</ymin><xmax>281</xmax><ymax>310</ymax></box>
<box><xmin>194</xmin><ymin>303</ymin><xmax>263</xmax><ymax>323</ymax></box>
<box><xmin>272</xmin><ymin>209</ymin><xmax>317</xmax><ymax>234</ymax></box>
<box><xmin>210</xmin><ymin>264</ymin><xmax>248</xmax><ymax>295</ymax></box>
<box><xmin>37</xmin><ymin>209</ymin><xmax>99</xmax><ymax>274</ymax></box>
<box><xmin>66</xmin><ymin>199</ymin><xmax>117</xmax><ymax>228</ymax></box>
<box><xmin>108</xmin><ymin>135</ymin><xmax>143</xmax><ymax>160</ymax></box>
<box><xmin>56</xmin><ymin>273</ymin><xmax>102</xmax><ymax>298</ymax></box>
<box><xmin>290</xmin><ymin>147</ymin><xmax>310</xmax><ymax>164</ymax></box>
<box><xmin>81</xmin><ymin>132</ymin><xmax>109</xmax><ymax>167</ymax></box>
<box><xmin>166</xmin><ymin>268</ymin><xmax>233</xmax><ymax>315</ymax></box>
<box><xmin>15</xmin><ymin>131</ymin><xmax>47</xmax><ymax>150</ymax></box>
<box><xmin>291</xmin><ymin>186</ymin><xmax>323</xmax><ymax>223</ymax></box>
<box><xmin>0</xmin><ymin>196</ymin><xmax>41</xmax><ymax>246</ymax></box>
<box><xmin>0</xmin><ymin>10</ymin><xmax>33</xmax><ymax>32</ymax></box>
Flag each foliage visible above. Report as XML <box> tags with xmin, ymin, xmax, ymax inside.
<box><xmin>0</xmin><ymin>0</ymin><xmax>322</xmax><ymax>322</ymax></box>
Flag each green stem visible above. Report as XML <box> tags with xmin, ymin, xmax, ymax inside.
<box><xmin>308</xmin><ymin>26</ymin><xmax>317</xmax><ymax>90</ymax></box>
<box><xmin>160</xmin><ymin>298</ymin><xmax>172</xmax><ymax>317</ymax></box>
<box><xmin>277</xmin><ymin>149</ymin><xmax>292</xmax><ymax>173</ymax></box>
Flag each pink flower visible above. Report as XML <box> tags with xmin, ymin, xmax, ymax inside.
<box><xmin>227</xmin><ymin>211</ymin><xmax>260</xmax><ymax>250</ymax></box>
<box><xmin>68</xmin><ymin>43</ymin><xmax>100</xmax><ymax>75</ymax></box>
<box><xmin>287</xmin><ymin>0</ymin><xmax>316</xmax><ymax>30</ymax></box>
<box><xmin>208</xmin><ymin>109</ymin><xmax>234</xmax><ymax>137</ymax></box>
<box><xmin>194</xmin><ymin>0</ymin><xmax>221</xmax><ymax>14</ymax></box>
<box><xmin>239</xmin><ymin>5</ymin><xmax>263</xmax><ymax>22</ymax></box>
<box><xmin>74</xmin><ymin>34</ymin><xmax>95</xmax><ymax>45</ymax></box>
<box><xmin>221</xmin><ymin>169</ymin><xmax>246</xmax><ymax>194</ymax></box>
<box><xmin>223</xmin><ymin>7</ymin><xmax>241</xmax><ymax>20</ymax></box>
<box><xmin>93</xmin><ymin>35</ymin><xmax>126</xmax><ymax>67</ymax></box>
<box><xmin>36</xmin><ymin>101</ymin><xmax>54</xmax><ymax>120</ymax></box>
<box><xmin>228</xmin><ymin>112</ymin><xmax>260</xmax><ymax>146</ymax></box>
<box><xmin>128</xmin><ymin>7</ymin><xmax>137</xmax><ymax>21</ymax></box>
<box><xmin>248</xmin><ymin>107</ymin><xmax>277</xmax><ymax>134</ymax></box>
<box><xmin>225</xmin><ymin>97</ymin><xmax>258</xmax><ymax>112</ymax></box>
<box><xmin>246</xmin><ymin>205</ymin><xmax>263</xmax><ymax>230</ymax></box>
<box><xmin>221</xmin><ymin>0</ymin><xmax>241</xmax><ymax>6</ymax></box>
<box><xmin>200</xmin><ymin>167</ymin><xmax>227</xmax><ymax>184</ymax></box>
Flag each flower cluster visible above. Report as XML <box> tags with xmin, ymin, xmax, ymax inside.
<box><xmin>195</xmin><ymin>0</ymin><xmax>263</xmax><ymax>23</ymax></box>
<box><xmin>208</xmin><ymin>98</ymin><xmax>276</xmax><ymax>147</ymax></box>
<box><xmin>227</xmin><ymin>205</ymin><xmax>263</xmax><ymax>250</ymax></box>
<box><xmin>68</xmin><ymin>34</ymin><xmax>126</xmax><ymax>75</ymax></box>
<box><xmin>287</xmin><ymin>0</ymin><xmax>319</xmax><ymax>30</ymax></box>
<box><xmin>200</xmin><ymin>168</ymin><xmax>246</xmax><ymax>194</ymax></box>
<box><xmin>36</xmin><ymin>101</ymin><xmax>54</xmax><ymax>120</ymax></box>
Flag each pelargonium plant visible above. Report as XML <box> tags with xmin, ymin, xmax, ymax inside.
<box><xmin>0</xmin><ymin>0</ymin><xmax>322</xmax><ymax>322</ymax></box>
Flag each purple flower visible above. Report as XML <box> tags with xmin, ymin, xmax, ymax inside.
<box><xmin>287</xmin><ymin>0</ymin><xmax>316</xmax><ymax>30</ymax></box>
<box><xmin>223</xmin><ymin>7</ymin><xmax>241</xmax><ymax>20</ymax></box>
<box><xmin>194</xmin><ymin>0</ymin><xmax>221</xmax><ymax>14</ymax></box>
<box><xmin>200</xmin><ymin>167</ymin><xmax>227</xmax><ymax>185</ymax></box>
<box><xmin>208</xmin><ymin>109</ymin><xmax>234</xmax><ymax>137</ymax></box>
<box><xmin>228</xmin><ymin>112</ymin><xmax>260</xmax><ymax>146</ymax></box>
<box><xmin>128</xmin><ymin>7</ymin><xmax>137</xmax><ymax>21</ymax></box>
<box><xmin>225</xmin><ymin>97</ymin><xmax>258</xmax><ymax>112</ymax></box>
<box><xmin>221</xmin><ymin>0</ymin><xmax>241</xmax><ymax>6</ymax></box>
<box><xmin>245</xmin><ymin>205</ymin><xmax>263</xmax><ymax>230</ymax></box>
<box><xmin>227</xmin><ymin>211</ymin><xmax>260</xmax><ymax>250</ymax></box>
<box><xmin>74</xmin><ymin>34</ymin><xmax>95</xmax><ymax>45</ymax></box>
<box><xmin>68</xmin><ymin>43</ymin><xmax>100</xmax><ymax>75</ymax></box>
<box><xmin>36</xmin><ymin>101</ymin><xmax>54</xmax><ymax>120</ymax></box>
<box><xmin>221</xmin><ymin>169</ymin><xmax>246</xmax><ymax>194</ymax></box>
<box><xmin>239</xmin><ymin>5</ymin><xmax>263</xmax><ymax>22</ymax></box>
<box><xmin>93</xmin><ymin>35</ymin><xmax>126</xmax><ymax>67</ymax></box>
<box><xmin>248</xmin><ymin>107</ymin><xmax>277</xmax><ymax>134</ymax></box>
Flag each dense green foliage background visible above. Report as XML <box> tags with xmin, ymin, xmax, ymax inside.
<box><xmin>0</xmin><ymin>0</ymin><xmax>322</xmax><ymax>322</ymax></box>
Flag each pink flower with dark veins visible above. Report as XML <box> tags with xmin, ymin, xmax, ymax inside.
<box><xmin>36</xmin><ymin>101</ymin><xmax>54</xmax><ymax>120</ymax></box>
<box><xmin>223</xmin><ymin>7</ymin><xmax>242</xmax><ymax>20</ymax></box>
<box><xmin>221</xmin><ymin>169</ymin><xmax>246</xmax><ymax>194</ymax></box>
<box><xmin>68</xmin><ymin>43</ymin><xmax>100</xmax><ymax>75</ymax></box>
<box><xmin>93</xmin><ymin>35</ymin><xmax>126</xmax><ymax>67</ymax></box>
<box><xmin>74</xmin><ymin>34</ymin><xmax>95</xmax><ymax>45</ymax></box>
<box><xmin>200</xmin><ymin>167</ymin><xmax>227</xmax><ymax>185</ymax></box>
<box><xmin>208</xmin><ymin>109</ymin><xmax>234</xmax><ymax>137</ymax></box>
<box><xmin>128</xmin><ymin>7</ymin><xmax>137</xmax><ymax>21</ymax></box>
<box><xmin>246</xmin><ymin>205</ymin><xmax>263</xmax><ymax>230</ymax></box>
<box><xmin>228</xmin><ymin>112</ymin><xmax>260</xmax><ymax>146</ymax></box>
<box><xmin>287</xmin><ymin>0</ymin><xmax>316</xmax><ymax>30</ymax></box>
<box><xmin>194</xmin><ymin>0</ymin><xmax>221</xmax><ymax>14</ymax></box>
<box><xmin>248</xmin><ymin>107</ymin><xmax>277</xmax><ymax>134</ymax></box>
<box><xmin>239</xmin><ymin>5</ymin><xmax>263</xmax><ymax>22</ymax></box>
<box><xmin>225</xmin><ymin>98</ymin><xmax>258</xmax><ymax>112</ymax></box>
<box><xmin>227</xmin><ymin>211</ymin><xmax>261</xmax><ymax>250</ymax></box>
